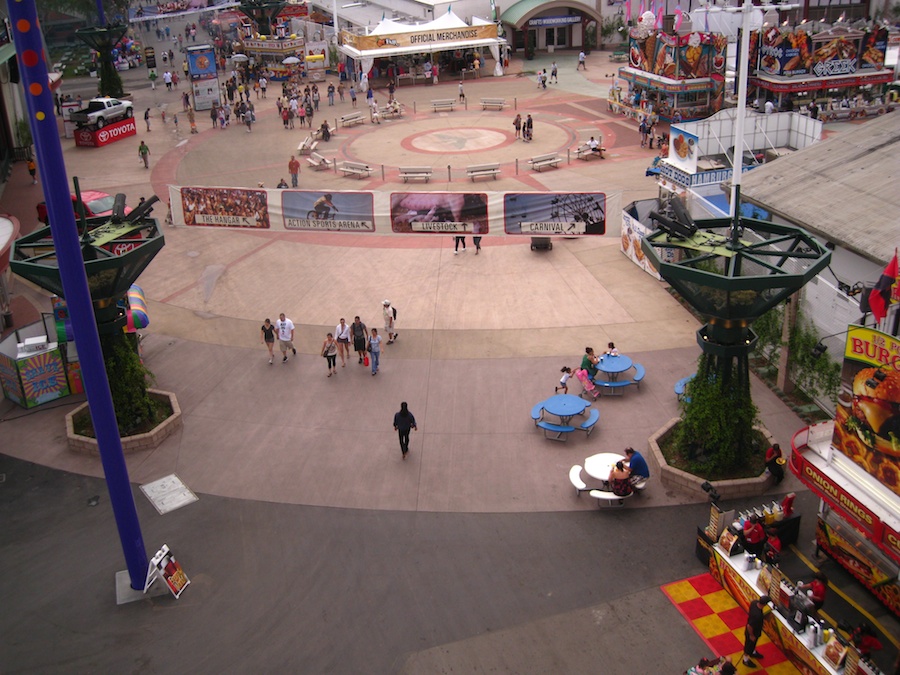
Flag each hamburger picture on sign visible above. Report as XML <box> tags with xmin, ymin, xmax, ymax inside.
<box><xmin>832</xmin><ymin>325</ymin><xmax>900</xmax><ymax>497</ymax></box>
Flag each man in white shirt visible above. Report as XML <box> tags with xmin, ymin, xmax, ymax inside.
<box><xmin>588</xmin><ymin>136</ymin><xmax>604</xmax><ymax>158</ymax></box>
<box><xmin>764</xmin><ymin>99</ymin><xmax>775</xmax><ymax>114</ymax></box>
<box><xmin>276</xmin><ymin>313</ymin><xmax>296</xmax><ymax>363</ymax></box>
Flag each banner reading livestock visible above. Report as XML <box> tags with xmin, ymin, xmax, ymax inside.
<box><xmin>832</xmin><ymin>325</ymin><xmax>900</xmax><ymax>497</ymax></box>
<box><xmin>168</xmin><ymin>186</ymin><xmax>618</xmax><ymax>236</ymax></box>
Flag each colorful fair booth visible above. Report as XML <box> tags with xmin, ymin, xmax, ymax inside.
<box><xmin>339</xmin><ymin>11</ymin><xmax>505</xmax><ymax>85</ymax></box>
<box><xmin>608</xmin><ymin>12</ymin><xmax>728</xmax><ymax>122</ymax></box>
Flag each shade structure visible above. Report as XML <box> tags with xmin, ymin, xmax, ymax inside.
<box><xmin>282</xmin><ymin>56</ymin><xmax>300</xmax><ymax>64</ymax></box>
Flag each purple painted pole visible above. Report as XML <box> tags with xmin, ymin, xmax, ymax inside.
<box><xmin>10</xmin><ymin>1</ymin><xmax>148</xmax><ymax>589</ymax></box>
<box><xmin>96</xmin><ymin>0</ymin><xmax>107</xmax><ymax>25</ymax></box>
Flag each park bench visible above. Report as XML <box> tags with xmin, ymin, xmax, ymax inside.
<box><xmin>398</xmin><ymin>166</ymin><xmax>433</xmax><ymax>183</ymax></box>
<box><xmin>578</xmin><ymin>408</ymin><xmax>600</xmax><ymax>436</ymax></box>
<box><xmin>594</xmin><ymin>380</ymin><xmax>631</xmax><ymax>396</ymax></box>
<box><xmin>297</xmin><ymin>136</ymin><xmax>318</xmax><ymax>155</ymax></box>
<box><xmin>431</xmin><ymin>99</ymin><xmax>456</xmax><ymax>112</ymax></box>
<box><xmin>339</xmin><ymin>161</ymin><xmax>372</xmax><ymax>179</ymax></box>
<box><xmin>466</xmin><ymin>163</ymin><xmax>500</xmax><ymax>181</ymax></box>
<box><xmin>536</xmin><ymin>420</ymin><xmax>575</xmax><ymax>441</ymax></box>
<box><xmin>575</xmin><ymin>143</ymin><xmax>606</xmax><ymax>160</ymax></box>
<box><xmin>380</xmin><ymin>104</ymin><xmax>403</xmax><ymax>118</ymax></box>
<box><xmin>339</xmin><ymin>111</ymin><xmax>365</xmax><ymax>127</ymax></box>
<box><xmin>569</xmin><ymin>465</ymin><xmax>592</xmax><ymax>496</ymax></box>
<box><xmin>306</xmin><ymin>152</ymin><xmax>329</xmax><ymax>171</ymax></box>
<box><xmin>528</xmin><ymin>152</ymin><xmax>562</xmax><ymax>172</ymax></box>
<box><xmin>609</xmin><ymin>51</ymin><xmax>627</xmax><ymax>62</ymax></box>
<box><xmin>480</xmin><ymin>98</ymin><xmax>506</xmax><ymax>110</ymax></box>
<box><xmin>313</xmin><ymin>123</ymin><xmax>336</xmax><ymax>140</ymax></box>
<box><xmin>589</xmin><ymin>489</ymin><xmax>632</xmax><ymax>507</ymax></box>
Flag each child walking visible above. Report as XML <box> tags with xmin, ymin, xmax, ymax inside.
<box><xmin>556</xmin><ymin>366</ymin><xmax>572</xmax><ymax>393</ymax></box>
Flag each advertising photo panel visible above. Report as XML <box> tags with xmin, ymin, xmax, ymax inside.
<box><xmin>282</xmin><ymin>191</ymin><xmax>375</xmax><ymax>232</ymax></box>
<box><xmin>181</xmin><ymin>187</ymin><xmax>270</xmax><ymax>228</ymax></box>
<box><xmin>390</xmin><ymin>193</ymin><xmax>488</xmax><ymax>234</ymax></box>
<box><xmin>503</xmin><ymin>193</ymin><xmax>606</xmax><ymax>235</ymax></box>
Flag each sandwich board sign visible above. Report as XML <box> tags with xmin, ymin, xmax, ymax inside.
<box><xmin>144</xmin><ymin>544</ymin><xmax>190</xmax><ymax>598</ymax></box>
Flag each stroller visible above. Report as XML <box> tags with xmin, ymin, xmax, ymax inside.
<box><xmin>574</xmin><ymin>368</ymin><xmax>600</xmax><ymax>400</ymax></box>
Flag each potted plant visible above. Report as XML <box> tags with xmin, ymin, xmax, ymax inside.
<box><xmin>525</xmin><ymin>31</ymin><xmax>536</xmax><ymax>60</ymax></box>
<box><xmin>584</xmin><ymin>21</ymin><xmax>598</xmax><ymax>54</ymax></box>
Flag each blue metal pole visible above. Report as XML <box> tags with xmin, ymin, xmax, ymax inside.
<box><xmin>95</xmin><ymin>0</ymin><xmax>107</xmax><ymax>25</ymax></box>
<box><xmin>9</xmin><ymin>1</ymin><xmax>148</xmax><ymax>590</ymax></box>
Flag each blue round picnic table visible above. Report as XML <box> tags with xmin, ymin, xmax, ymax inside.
<box><xmin>596</xmin><ymin>354</ymin><xmax>633</xmax><ymax>381</ymax></box>
<box><xmin>541</xmin><ymin>394</ymin><xmax>589</xmax><ymax>424</ymax></box>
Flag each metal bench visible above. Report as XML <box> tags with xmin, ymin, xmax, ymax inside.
<box><xmin>578</xmin><ymin>408</ymin><xmax>600</xmax><ymax>436</ymax></box>
<box><xmin>531</xmin><ymin>403</ymin><xmax>544</xmax><ymax>426</ymax></box>
<box><xmin>379</xmin><ymin>104</ymin><xmax>403</xmax><ymax>118</ymax></box>
<box><xmin>466</xmin><ymin>163</ymin><xmax>500</xmax><ymax>181</ymax></box>
<box><xmin>339</xmin><ymin>161</ymin><xmax>372</xmax><ymax>178</ymax></box>
<box><xmin>306</xmin><ymin>152</ymin><xmax>329</xmax><ymax>171</ymax></box>
<box><xmin>398</xmin><ymin>166</ymin><xmax>433</xmax><ymax>183</ymax></box>
<box><xmin>297</xmin><ymin>136</ymin><xmax>318</xmax><ymax>155</ymax></box>
<box><xmin>313</xmin><ymin>123</ymin><xmax>336</xmax><ymax>140</ymax></box>
<box><xmin>589</xmin><ymin>489</ymin><xmax>631</xmax><ymax>507</ymax></box>
<box><xmin>631</xmin><ymin>363</ymin><xmax>646</xmax><ymax>389</ymax></box>
<box><xmin>609</xmin><ymin>51</ymin><xmax>627</xmax><ymax>62</ymax></box>
<box><xmin>431</xmin><ymin>99</ymin><xmax>456</xmax><ymax>112</ymax></box>
<box><xmin>594</xmin><ymin>380</ymin><xmax>631</xmax><ymax>396</ymax></box>
<box><xmin>528</xmin><ymin>152</ymin><xmax>562</xmax><ymax>172</ymax></box>
<box><xmin>574</xmin><ymin>144</ymin><xmax>606</xmax><ymax>160</ymax></box>
<box><xmin>675</xmin><ymin>374</ymin><xmax>696</xmax><ymax>401</ymax></box>
<box><xmin>339</xmin><ymin>111</ymin><xmax>365</xmax><ymax>127</ymax></box>
<box><xmin>536</xmin><ymin>420</ymin><xmax>575</xmax><ymax>441</ymax></box>
<box><xmin>480</xmin><ymin>98</ymin><xmax>506</xmax><ymax>110</ymax></box>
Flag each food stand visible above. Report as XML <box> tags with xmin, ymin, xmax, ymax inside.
<box><xmin>607</xmin><ymin>12</ymin><xmax>727</xmax><ymax>122</ymax></box>
<box><xmin>790</xmin><ymin>325</ymin><xmax>900</xmax><ymax>619</ymax></box>
<box><xmin>240</xmin><ymin>36</ymin><xmax>305</xmax><ymax>80</ymax></box>
<box><xmin>748</xmin><ymin>24</ymin><xmax>895</xmax><ymax>120</ymax></box>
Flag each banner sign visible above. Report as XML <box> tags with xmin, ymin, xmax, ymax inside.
<box><xmin>831</xmin><ymin>325</ymin><xmax>900</xmax><ymax>498</ymax></box>
<box><xmin>74</xmin><ymin>116</ymin><xmax>137</xmax><ymax>148</ymax></box>
<box><xmin>667</xmin><ymin>126</ymin><xmax>699</xmax><ymax>174</ymax></box>
<box><xmin>528</xmin><ymin>15</ymin><xmax>582</xmax><ymax>27</ymax></box>
<box><xmin>628</xmin><ymin>30</ymin><xmax>727</xmax><ymax>81</ymax></box>
<box><xmin>187</xmin><ymin>45</ymin><xmax>217</xmax><ymax>79</ymax></box>
<box><xmin>793</xmin><ymin>450</ymin><xmax>879</xmax><ymax>536</ymax></box>
<box><xmin>752</xmin><ymin>25</ymin><xmax>887</xmax><ymax>78</ymax></box>
<box><xmin>169</xmin><ymin>187</ymin><xmax>612</xmax><ymax>237</ymax></box>
<box><xmin>342</xmin><ymin>24</ymin><xmax>498</xmax><ymax>52</ymax></box>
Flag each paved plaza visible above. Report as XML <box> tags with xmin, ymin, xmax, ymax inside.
<box><xmin>2</xmin><ymin>34</ymin><xmax>897</xmax><ymax>673</ymax></box>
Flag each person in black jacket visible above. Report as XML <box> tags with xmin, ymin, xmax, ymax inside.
<box><xmin>742</xmin><ymin>596</ymin><xmax>771</xmax><ymax>668</ymax></box>
<box><xmin>393</xmin><ymin>402</ymin><xmax>417</xmax><ymax>460</ymax></box>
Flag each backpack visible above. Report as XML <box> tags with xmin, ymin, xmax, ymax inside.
<box><xmin>392</xmin><ymin>307</ymin><xmax>397</xmax><ymax>320</ymax></box>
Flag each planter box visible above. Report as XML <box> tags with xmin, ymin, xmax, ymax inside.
<box><xmin>66</xmin><ymin>389</ymin><xmax>181</xmax><ymax>455</ymax></box>
<box><xmin>648</xmin><ymin>417</ymin><xmax>776</xmax><ymax>501</ymax></box>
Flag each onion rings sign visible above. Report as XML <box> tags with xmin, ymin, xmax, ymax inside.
<box><xmin>74</xmin><ymin>116</ymin><xmax>137</xmax><ymax>148</ymax></box>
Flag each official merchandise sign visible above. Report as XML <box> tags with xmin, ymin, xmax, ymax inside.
<box><xmin>342</xmin><ymin>24</ymin><xmax>497</xmax><ymax>52</ymax></box>
<box><xmin>73</xmin><ymin>116</ymin><xmax>137</xmax><ymax>148</ymax></box>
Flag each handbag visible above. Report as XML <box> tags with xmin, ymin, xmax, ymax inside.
<box><xmin>364</xmin><ymin>354</ymin><xmax>369</xmax><ymax>367</ymax></box>
<box><xmin>366</xmin><ymin>343</ymin><xmax>372</xmax><ymax>352</ymax></box>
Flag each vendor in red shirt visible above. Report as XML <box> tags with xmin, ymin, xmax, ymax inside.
<box><xmin>742</xmin><ymin>515</ymin><xmax>767</xmax><ymax>556</ymax></box>
<box><xmin>763</xmin><ymin>527</ymin><xmax>782</xmax><ymax>565</ymax></box>
<box><xmin>765</xmin><ymin>443</ymin><xmax>785</xmax><ymax>484</ymax></box>
<box><xmin>798</xmin><ymin>571</ymin><xmax>828</xmax><ymax>611</ymax></box>
<box><xmin>850</xmin><ymin>622</ymin><xmax>883</xmax><ymax>658</ymax></box>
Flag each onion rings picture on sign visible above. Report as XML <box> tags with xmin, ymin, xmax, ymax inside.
<box><xmin>389</xmin><ymin>193</ymin><xmax>488</xmax><ymax>234</ymax></box>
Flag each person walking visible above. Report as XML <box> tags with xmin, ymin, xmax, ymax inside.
<box><xmin>550</xmin><ymin>60</ymin><xmax>558</xmax><ymax>83</ymax></box>
<box><xmin>149</xmin><ymin>69</ymin><xmax>158</xmax><ymax>90</ymax></box>
<box><xmin>27</xmin><ymin>157</ymin><xmax>37</xmax><ymax>184</ymax></box>
<box><xmin>741</xmin><ymin>595</ymin><xmax>771</xmax><ymax>668</ymax></box>
<box><xmin>577</xmin><ymin>50</ymin><xmax>587</xmax><ymax>70</ymax></box>
<box><xmin>260</xmin><ymin>318</ymin><xmax>276</xmax><ymax>364</ymax></box>
<box><xmin>337</xmin><ymin>82</ymin><xmax>345</xmax><ymax>103</ymax></box>
<box><xmin>473</xmin><ymin>235</ymin><xmax>482</xmax><ymax>254</ymax></box>
<box><xmin>349</xmin><ymin>85</ymin><xmax>357</xmax><ymax>108</ymax></box>
<box><xmin>288</xmin><ymin>155</ymin><xmax>300</xmax><ymax>188</ymax></box>
<box><xmin>454</xmin><ymin>235</ymin><xmax>466</xmax><ymax>255</ymax></box>
<box><xmin>351</xmin><ymin>315</ymin><xmax>368</xmax><ymax>364</ymax></box>
<box><xmin>513</xmin><ymin>113</ymin><xmax>522</xmax><ymax>139</ymax></box>
<box><xmin>765</xmin><ymin>443</ymin><xmax>785</xmax><ymax>484</ymax></box>
<box><xmin>321</xmin><ymin>332</ymin><xmax>338</xmax><ymax>376</ymax></box>
<box><xmin>276</xmin><ymin>312</ymin><xmax>296</xmax><ymax>363</ymax></box>
<box><xmin>393</xmin><ymin>402</ymin><xmax>417</xmax><ymax>460</ymax></box>
<box><xmin>368</xmin><ymin>328</ymin><xmax>382</xmax><ymax>375</ymax></box>
<box><xmin>523</xmin><ymin>114</ymin><xmax>534</xmax><ymax>142</ymax></box>
<box><xmin>382</xmin><ymin>300</ymin><xmax>397</xmax><ymax>343</ymax></box>
<box><xmin>138</xmin><ymin>140</ymin><xmax>151</xmax><ymax>168</ymax></box>
<box><xmin>327</xmin><ymin>82</ymin><xmax>335</xmax><ymax>106</ymax></box>
<box><xmin>335</xmin><ymin>318</ymin><xmax>352</xmax><ymax>367</ymax></box>
<box><xmin>458</xmin><ymin>81</ymin><xmax>465</xmax><ymax>102</ymax></box>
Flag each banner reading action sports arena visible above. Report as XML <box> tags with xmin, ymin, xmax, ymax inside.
<box><xmin>168</xmin><ymin>186</ymin><xmax>611</xmax><ymax>236</ymax></box>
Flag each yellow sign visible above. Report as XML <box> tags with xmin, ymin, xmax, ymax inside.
<box><xmin>342</xmin><ymin>24</ymin><xmax>497</xmax><ymax>51</ymax></box>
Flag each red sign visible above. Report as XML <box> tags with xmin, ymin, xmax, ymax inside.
<box><xmin>74</xmin><ymin>117</ymin><xmax>137</xmax><ymax>148</ymax></box>
<box><xmin>794</xmin><ymin>451</ymin><xmax>879</xmax><ymax>536</ymax></box>
<box><xmin>884</xmin><ymin>523</ymin><xmax>900</xmax><ymax>559</ymax></box>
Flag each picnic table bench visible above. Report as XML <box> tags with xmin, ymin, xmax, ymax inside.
<box><xmin>297</xmin><ymin>136</ymin><xmax>318</xmax><ymax>156</ymax></box>
<box><xmin>466</xmin><ymin>163</ymin><xmax>500</xmax><ymax>181</ymax></box>
<box><xmin>480</xmin><ymin>98</ymin><xmax>506</xmax><ymax>110</ymax></box>
<box><xmin>675</xmin><ymin>374</ymin><xmax>696</xmax><ymax>402</ymax></box>
<box><xmin>575</xmin><ymin>143</ymin><xmax>606</xmax><ymax>160</ymax></box>
<box><xmin>306</xmin><ymin>152</ymin><xmax>329</xmax><ymax>171</ymax></box>
<box><xmin>594</xmin><ymin>380</ymin><xmax>631</xmax><ymax>396</ymax></box>
<box><xmin>398</xmin><ymin>166</ymin><xmax>433</xmax><ymax>183</ymax></box>
<box><xmin>339</xmin><ymin>111</ymin><xmax>365</xmax><ymax>127</ymax></box>
<box><xmin>589</xmin><ymin>489</ymin><xmax>631</xmax><ymax>507</ymax></box>
<box><xmin>528</xmin><ymin>152</ymin><xmax>562</xmax><ymax>172</ymax></box>
<box><xmin>339</xmin><ymin>161</ymin><xmax>372</xmax><ymax>179</ymax></box>
<box><xmin>536</xmin><ymin>420</ymin><xmax>575</xmax><ymax>441</ymax></box>
<box><xmin>431</xmin><ymin>99</ymin><xmax>456</xmax><ymax>112</ymax></box>
<box><xmin>609</xmin><ymin>51</ymin><xmax>627</xmax><ymax>62</ymax></box>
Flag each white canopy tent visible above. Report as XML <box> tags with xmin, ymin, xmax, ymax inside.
<box><xmin>339</xmin><ymin>9</ymin><xmax>506</xmax><ymax>82</ymax></box>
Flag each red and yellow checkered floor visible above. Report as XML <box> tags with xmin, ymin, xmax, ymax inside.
<box><xmin>662</xmin><ymin>573</ymin><xmax>799</xmax><ymax>674</ymax></box>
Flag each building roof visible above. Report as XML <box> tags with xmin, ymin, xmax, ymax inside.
<box><xmin>737</xmin><ymin>112</ymin><xmax>900</xmax><ymax>266</ymax></box>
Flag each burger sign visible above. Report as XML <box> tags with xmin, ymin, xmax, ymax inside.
<box><xmin>833</xmin><ymin>325</ymin><xmax>900</xmax><ymax>496</ymax></box>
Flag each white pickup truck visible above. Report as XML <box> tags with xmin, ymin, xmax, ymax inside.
<box><xmin>69</xmin><ymin>97</ymin><xmax>134</xmax><ymax>128</ymax></box>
